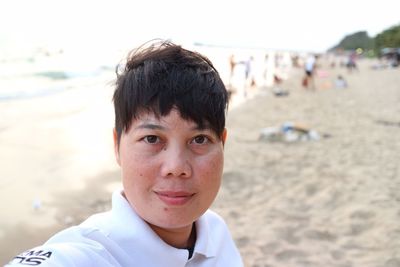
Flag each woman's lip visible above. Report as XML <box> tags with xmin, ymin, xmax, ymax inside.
<box><xmin>155</xmin><ymin>191</ymin><xmax>195</xmax><ymax>205</ymax></box>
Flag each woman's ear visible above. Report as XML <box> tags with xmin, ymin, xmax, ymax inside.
<box><xmin>113</xmin><ymin>128</ymin><xmax>121</xmax><ymax>166</ymax></box>
<box><xmin>221</xmin><ymin>128</ymin><xmax>227</xmax><ymax>145</ymax></box>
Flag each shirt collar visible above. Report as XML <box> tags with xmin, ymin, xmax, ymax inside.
<box><xmin>193</xmin><ymin>212</ymin><xmax>217</xmax><ymax>258</ymax></box>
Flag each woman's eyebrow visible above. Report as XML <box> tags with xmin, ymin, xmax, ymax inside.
<box><xmin>192</xmin><ymin>126</ymin><xmax>212</xmax><ymax>132</ymax></box>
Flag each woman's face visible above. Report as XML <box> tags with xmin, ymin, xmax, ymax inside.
<box><xmin>114</xmin><ymin>109</ymin><xmax>226</xmax><ymax>234</ymax></box>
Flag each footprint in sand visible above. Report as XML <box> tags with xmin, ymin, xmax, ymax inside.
<box><xmin>350</xmin><ymin>210</ymin><xmax>375</xmax><ymax>220</ymax></box>
<box><xmin>347</xmin><ymin>209</ymin><xmax>376</xmax><ymax>236</ymax></box>
<box><xmin>275</xmin><ymin>249</ymin><xmax>308</xmax><ymax>261</ymax></box>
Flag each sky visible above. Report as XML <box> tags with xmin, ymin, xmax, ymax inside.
<box><xmin>1</xmin><ymin>0</ymin><xmax>399</xmax><ymax>55</ymax></box>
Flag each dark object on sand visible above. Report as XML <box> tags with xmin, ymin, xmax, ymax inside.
<box><xmin>375</xmin><ymin>119</ymin><xmax>400</xmax><ymax>128</ymax></box>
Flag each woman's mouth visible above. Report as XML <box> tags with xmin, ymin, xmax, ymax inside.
<box><xmin>155</xmin><ymin>191</ymin><xmax>195</xmax><ymax>206</ymax></box>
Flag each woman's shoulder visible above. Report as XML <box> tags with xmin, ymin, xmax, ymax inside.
<box><xmin>5</xmin><ymin>215</ymin><xmax>117</xmax><ymax>267</ymax></box>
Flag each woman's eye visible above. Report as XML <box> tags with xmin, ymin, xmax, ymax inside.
<box><xmin>193</xmin><ymin>135</ymin><xmax>209</xmax><ymax>144</ymax></box>
<box><xmin>143</xmin><ymin>135</ymin><xmax>159</xmax><ymax>144</ymax></box>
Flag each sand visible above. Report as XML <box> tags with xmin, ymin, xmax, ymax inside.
<box><xmin>216</xmin><ymin>60</ymin><xmax>400</xmax><ymax>267</ymax></box>
<box><xmin>1</xmin><ymin>58</ymin><xmax>399</xmax><ymax>266</ymax></box>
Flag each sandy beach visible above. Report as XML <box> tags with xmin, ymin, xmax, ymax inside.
<box><xmin>216</xmin><ymin>60</ymin><xmax>400</xmax><ymax>267</ymax></box>
<box><xmin>1</xmin><ymin>57</ymin><xmax>399</xmax><ymax>266</ymax></box>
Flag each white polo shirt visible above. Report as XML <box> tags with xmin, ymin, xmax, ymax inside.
<box><xmin>5</xmin><ymin>191</ymin><xmax>243</xmax><ymax>267</ymax></box>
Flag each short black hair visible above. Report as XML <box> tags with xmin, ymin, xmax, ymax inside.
<box><xmin>113</xmin><ymin>40</ymin><xmax>229</xmax><ymax>144</ymax></box>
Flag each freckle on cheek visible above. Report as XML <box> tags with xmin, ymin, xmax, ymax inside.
<box><xmin>163</xmin><ymin>207</ymin><xmax>168</xmax><ymax>212</ymax></box>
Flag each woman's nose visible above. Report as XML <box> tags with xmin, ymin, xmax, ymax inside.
<box><xmin>160</xmin><ymin>145</ymin><xmax>192</xmax><ymax>178</ymax></box>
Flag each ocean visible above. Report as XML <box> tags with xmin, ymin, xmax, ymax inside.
<box><xmin>0</xmin><ymin>43</ymin><xmax>293</xmax><ymax>101</ymax></box>
<box><xmin>0</xmin><ymin>51</ymin><xmax>116</xmax><ymax>101</ymax></box>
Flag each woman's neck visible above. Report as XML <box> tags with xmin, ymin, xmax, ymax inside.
<box><xmin>149</xmin><ymin>222</ymin><xmax>196</xmax><ymax>249</ymax></box>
